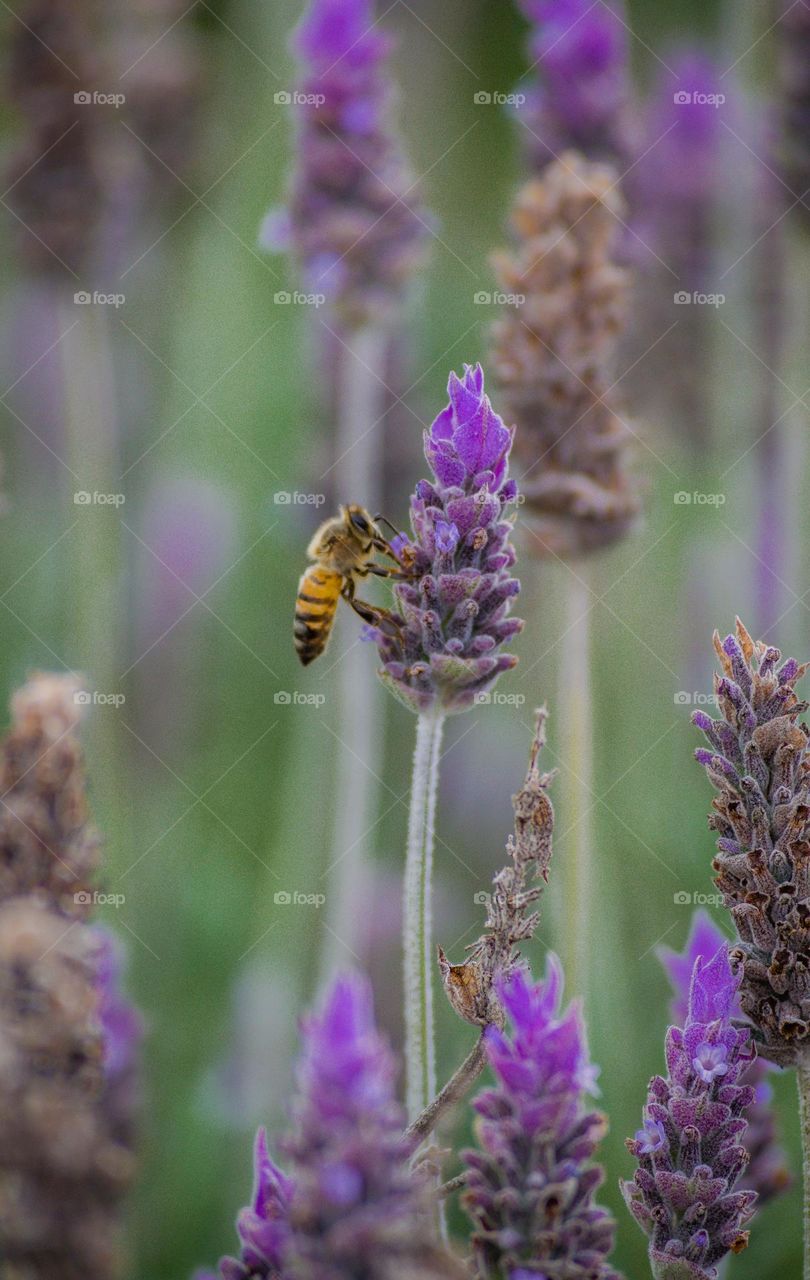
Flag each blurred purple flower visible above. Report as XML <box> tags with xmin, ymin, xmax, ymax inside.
<box><xmin>518</xmin><ymin>0</ymin><xmax>633</xmax><ymax>170</ymax></box>
<box><xmin>463</xmin><ymin>956</ymin><xmax>619</xmax><ymax>1279</ymax></box>
<box><xmin>632</xmin><ymin>52</ymin><xmax>723</xmax><ymax>280</ymax></box>
<box><xmin>92</xmin><ymin>928</ymin><xmax>144</xmax><ymax>1081</ymax></box>
<box><xmin>281</xmin><ymin>973</ymin><xmax>446</xmax><ymax>1277</ymax></box>
<box><xmin>138</xmin><ymin>476</ymin><xmax>238</xmax><ymax>642</ymax></box>
<box><xmin>658</xmin><ymin>911</ymin><xmax>791</xmax><ymax>1205</ymax></box>
<box><xmin>622</xmin><ymin>945</ymin><xmax>757</xmax><ymax>1279</ymax></box>
<box><xmin>375</xmin><ymin>364</ymin><xmax>522</xmax><ymax>715</ymax></box>
<box><xmin>194</xmin><ymin>1128</ymin><xmax>292</xmax><ymax>1280</ymax></box>
<box><xmin>265</xmin><ymin>0</ymin><xmax>429</xmax><ymax>327</ymax></box>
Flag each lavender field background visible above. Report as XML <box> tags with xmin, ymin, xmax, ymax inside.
<box><xmin>0</xmin><ymin>0</ymin><xmax>807</xmax><ymax>1277</ymax></box>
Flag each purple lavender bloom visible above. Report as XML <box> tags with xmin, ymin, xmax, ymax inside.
<box><xmin>375</xmin><ymin>364</ymin><xmax>523</xmax><ymax>715</ymax></box>
<box><xmin>282</xmin><ymin>973</ymin><xmax>451</xmax><ymax>1277</ymax></box>
<box><xmin>658</xmin><ymin>911</ymin><xmax>791</xmax><ymax>1206</ymax></box>
<box><xmin>200</xmin><ymin>1128</ymin><xmax>293</xmax><ymax>1280</ymax></box>
<box><xmin>518</xmin><ymin>0</ymin><xmax>633</xmax><ymax>171</ymax></box>
<box><xmin>462</xmin><ymin>956</ymin><xmax>619</xmax><ymax>1279</ymax></box>
<box><xmin>264</xmin><ymin>0</ymin><xmax>429</xmax><ymax>327</ymax></box>
<box><xmin>92</xmin><ymin>928</ymin><xmax>144</xmax><ymax>1081</ymax></box>
<box><xmin>693</xmin><ymin>619</ymin><xmax>810</xmax><ymax>1065</ymax></box>
<box><xmin>622</xmin><ymin>945</ymin><xmax>757</xmax><ymax>1279</ymax></box>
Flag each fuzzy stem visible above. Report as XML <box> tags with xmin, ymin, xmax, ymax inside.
<box><xmin>318</xmin><ymin>328</ymin><xmax>388</xmax><ymax>982</ymax></box>
<box><xmin>799</xmin><ymin>1057</ymin><xmax>810</xmax><ymax>1280</ymax></box>
<box><xmin>403</xmin><ymin>710</ymin><xmax>445</xmax><ymax>1120</ymax></box>
<box><xmin>406</xmin><ymin>1033</ymin><xmax>487</xmax><ymax>1141</ymax></box>
<box><xmin>559</xmin><ymin>568</ymin><xmax>593</xmax><ymax>999</ymax></box>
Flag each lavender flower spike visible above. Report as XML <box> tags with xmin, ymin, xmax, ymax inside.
<box><xmin>283</xmin><ymin>973</ymin><xmax>462</xmax><ymax>1278</ymax></box>
<box><xmin>376</xmin><ymin>363</ymin><xmax>523</xmax><ymax>714</ymax></box>
<box><xmin>518</xmin><ymin>0</ymin><xmax>634</xmax><ymax>172</ymax></box>
<box><xmin>463</xmin><ymin>956</ymin><xmax>619</xmax><ymax>1279</ymax></box>
<box><xmin>658</xmin><ymin>911</ymin><xmax>790</xmax><ymax>1207</ymax></box>
<box><xmin>622</xmin><ymin>945</ymin><xmax>757</xmax><ymax>1280</ymax></box>
<box><xmin>692</xmin><ymin>618</ymin><xmax>810</xmax><ymax>1066</ymax></box>
<box><xmin>199</xmin><ymin>1127</ymin><xmax>293</xmax><ymax>1280</ymax></box>
<box><xmin>263</xmin><ymin>0</ymin><xmax>429</xmax><ymax>327</ymax></box>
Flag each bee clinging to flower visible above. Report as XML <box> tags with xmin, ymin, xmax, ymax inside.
<box><xmin>294</xmin><ymin>504</ymin><xmax>413</xmax><ymax>666</ymax></box>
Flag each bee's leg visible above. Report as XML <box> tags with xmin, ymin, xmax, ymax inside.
<box><xmin>341</xmin><ymin>581</ymin><xmax>401</xmax><ymax>635</ymax></box>
<box><xmin>363</xmin><ymin>562</ymin><xmax>413</xmax><ymax>581</ymax></box>
<box><xmin>369</xmin><ymin>531</ymin><xmax>418</xmax><ymax>574</ymax></box>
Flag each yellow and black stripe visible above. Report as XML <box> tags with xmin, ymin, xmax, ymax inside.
<box><xmin>294</xmin><ymin>565</ymin><xmax>342</xmax><ymax>665</ymax></box>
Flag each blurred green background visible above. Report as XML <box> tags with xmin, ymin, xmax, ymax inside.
<box><xmin>1</xmin><ymin>0</ymin><xmax>806</xmax><ymax>1276</ymax></box>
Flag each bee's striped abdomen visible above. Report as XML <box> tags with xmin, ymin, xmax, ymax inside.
<box><xmin>294</xmin><ymin>565</ymin><xmax>342</xmax><ymax>665</ymax></box>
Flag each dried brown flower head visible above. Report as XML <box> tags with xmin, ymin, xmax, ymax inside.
<box><xmin>0</xmin><ymin>673</ymin><xmax>138</xmax><ymax>1279</ymax></box>
<box><xmin>438</xmin><ymin>707</ymin><xmax>555</xmax><ymax>1028</ymax></box>
<box><xmin>490</xmin><ymin>153</ymin><xmax>640</xmax><ymax>559</ymax></box>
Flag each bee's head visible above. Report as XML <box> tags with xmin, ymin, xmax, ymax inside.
<box><xmin>342</xmin><ymin>505</ymin><xmax>378</xmax><ymax>543</ymax></box>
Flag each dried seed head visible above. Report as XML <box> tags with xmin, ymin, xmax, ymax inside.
<box><xmin>490</xmin><ymin>154</ymin><xmax>640</xmax><ymax>560</ymax></box>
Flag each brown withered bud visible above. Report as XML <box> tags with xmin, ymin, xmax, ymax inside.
<box><xmin>0</xmin><ymin>673</ymin><xmax>140</xmax><ymax>1279</ymax></box>
<box><xmin>439</xmin><ymin>708</ymin><xmax>555</xmax><ymax>1028</ymax></box>
<box><xmin>0</xmin><ymin>898</ymin><xmax>133</xmax><ymax>1280</ymax></box>
<box><xmin>490</xmin><ymin>154</ymin><xmax>640</xmax><ymax>560</ymax></box>
<box><xmin>0</xmin><ymin>672</ymin><xmax>100</xmax><ymax>911</ymax></box>
<box><xmin>6</xmin><ymin>0</ymin><xmax>107</xmax><ymax>277</ymax></box>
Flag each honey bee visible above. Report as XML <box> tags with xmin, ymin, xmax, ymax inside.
<box><xmin>294</xmin><ymin>504</ymin><xmax>413</xmax><ymax>666</ymax></box>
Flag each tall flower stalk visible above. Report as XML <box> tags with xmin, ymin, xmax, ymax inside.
<box><xmin>622</xmin><ymin>944</ymin><xmax>757</xmax><ymax>1279</ymax></box>
<box><xmin>462</xmin><ymin>956</ymin><xmax>619</xmax><ymax>1278</ymax></box>
<box><xmin>263</xmin><ymin>0</ymin><xmax>430</xmax><ymax>977</ymax></box>
<box><xmin>692</xmin><ymin>618</ymin><xmax>810</xmax><ymax>1276</ymax></box>
<box><xmin>374</xmin><ymin>363</ymin><xmax>522</xmax><ymax>1119</ymax></box>
<box><xmin>490</xmin><ymin>154</ymin><xmax>638</xmax><ymax>997</ymax></box>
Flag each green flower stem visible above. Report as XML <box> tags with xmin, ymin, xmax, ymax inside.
<box><xmin>318</xmin><ymin>328</ymin><xmax>388</xmax><ymax>981</ymax></box>
<box><xmin>403</xmin><ymin>710</ymin><xmax>445</xmax><ymax>1121</ymax></box>
<box><xmin>799</xmin><ymin>1056</ymin><xmax>810</xmax><ymax>1280</ymax></box>
<box><xmin>559</xmin><ymin>568</ymin><xmax>593</xmax><ymax>1000</ymax></box>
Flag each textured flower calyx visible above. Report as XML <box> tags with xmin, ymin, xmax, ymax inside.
<box><xmin>658</xmin><ymin>911</ymin><xmax>790</xmax><ymax>1205</ymax></box>
<box><xmin>463</xmin><ymin>957</ymin><xmax>619</xmax><ymax>1279</ymax></box>
<box><xmin>622</xmin><ymin>946</ymin><xmax>757</xmax><ymax>1280</ymax></box>
<box><xmin>692</xmin><ymin>617</ymin><xmax>810</xmax><ymax>1066</ymax></box>
<box><xmin>490</xmin><ymin>154</ymin><xmax>640</xmax><ymax>559</ymax></box>
<box><xmin>518</xmin><ymin>0</ymin><xmax>634</xmax><ymax>172</ymax></box>
<box><xmin>264</xmin><ymin>0</ymin><xmax>429</xmax><ymax>328</ymax></box>
<box><xmin>375</xmin><ymin>363</ymin><xmax>523</xmax><ymax>715</ymax></box>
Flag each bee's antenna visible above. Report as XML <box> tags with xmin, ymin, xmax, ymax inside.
<box><xmin>373</xmin><ymin>514</ymin><xmax>401</xmax><ymax>538</ymax></box>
